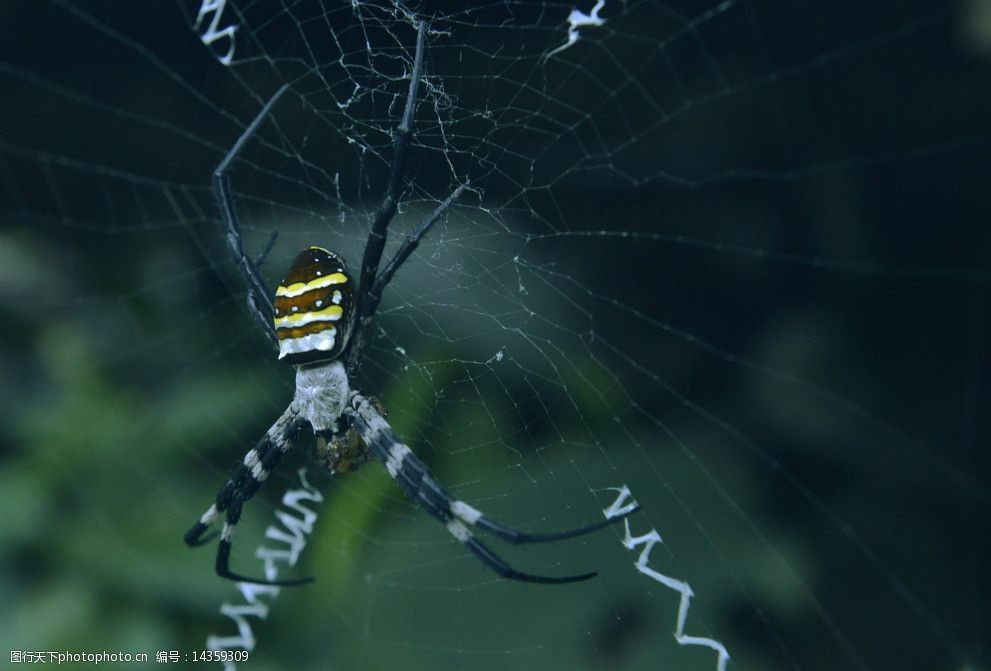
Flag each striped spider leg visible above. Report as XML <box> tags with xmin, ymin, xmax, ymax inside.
<box><xmin>185</xmin><ymin>19</ymin><xmax>635</xmax><ymax>586</ymax></box>
<box><xmin>346</xmin><ymin>394</ymin><xmax>641</xmax><ymax>584</ymax></box>
<box><xmin>184</xmin><ymin>405</ymin><xmax>311</xmax><ymax>585</ymax></box>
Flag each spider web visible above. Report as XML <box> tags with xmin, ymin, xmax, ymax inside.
<box><xmin>0</xmin><ymin>1</ymin><xmax>988</xmax><ymax>670</ymax></box>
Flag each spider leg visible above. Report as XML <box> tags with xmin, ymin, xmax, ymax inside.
<box><xmin>357</xmin><ymin>181</ymin><xmax>469</xmax><ymax>339</ymax></box>
<box><xmin>342</xmin><ymin>20</ymin><xmax>468</xmax><ymax>373</ymax></box>
<box><xmin>184</xmin><ymin>405</ymin><xmax>313</xmax><ymax>586</ymax></box>
<box><xmin>426</xmin><ymin>477</ymin><xmax>640</xmax><ymax>544</ymax></box>
<box><xmin>346</xmin><ymin>394</ymin><xmax>634</xmax><ymax>584</ymax></box>
<box><xmin>352</xmin><ymin>21</ymin><xmax>427</xmax><ymax>326</ymax></box>
<box><xmin>254</xmin><ymin>230</ymin><xmax>279</xmax><ymax>268</ymax></box>
<box><xmin>413</xmin><ymin>487</ymin><xmax>594</xmax><ymax>585</ymax></box>
<box><xmin>347</xmin><ymin>21</ymin><xmax>465</xmax><ymax>374</ymax></box>
<box><xmin>212</xmin><ymin>84</ymin><xmax>291</xmax><ymax>351</ymax></box>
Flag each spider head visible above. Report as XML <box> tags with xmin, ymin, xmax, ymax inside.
<box><xmin>274</xmin><ymin>246</ymin><xmax>355</xmax><ymax>365</ymax></box>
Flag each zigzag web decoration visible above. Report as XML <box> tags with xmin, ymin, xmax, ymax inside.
<box><xmin>605</xmin><ymin>486</ymin><xmax>730</xmax><ymax>671</ymax></box>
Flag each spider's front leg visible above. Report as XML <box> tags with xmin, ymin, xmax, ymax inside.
<box><xmin>184</xmin><ymin>404</ymin><xmax>314</xmax><ymax>586</ymax></box>
<box><xmin>211</xmin><ymin>84</ymin><xmax>292</xmax><ymax>351</ymax></box>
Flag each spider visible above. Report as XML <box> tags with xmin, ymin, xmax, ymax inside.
<box><xmin>185</xmin><ymin>20</ymin><xmax>638</xmax><ymax>586</ymax></box>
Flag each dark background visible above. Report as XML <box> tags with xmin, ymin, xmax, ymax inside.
<box><xmin>1</xmin><ymin>1</ymin><xmax>988</xmax><ymax>669</ymax></box>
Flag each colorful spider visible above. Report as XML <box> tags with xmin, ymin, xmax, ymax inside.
<box><xmin>185</xmin><ymin>21</ymin><xmax>636</xmax><ymax>586</ymax></box>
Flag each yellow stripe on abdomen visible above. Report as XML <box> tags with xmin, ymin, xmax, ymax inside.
<box><xmin>274</xmin><ymin>305</ymin><xmax>344</xmax><ymax>328</ymax></box>
<box><xmin>276</xmin><ymin>272</ymin><xmax>348</xmax><ymax>298</ymax></box>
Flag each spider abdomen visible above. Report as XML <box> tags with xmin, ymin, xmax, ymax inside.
<box><xmin>274</xmin><ymin>247</ymin><xmax>355</xmax><ymax>364</ymax></box>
